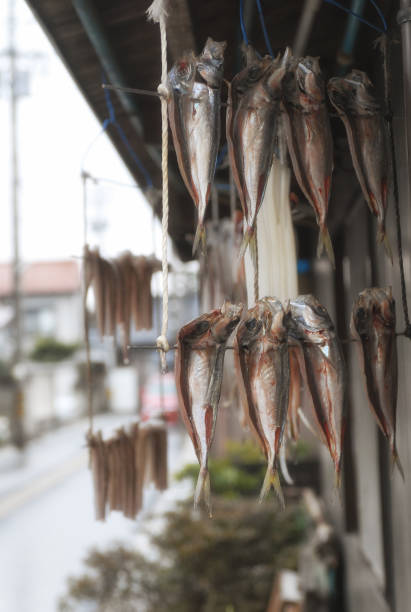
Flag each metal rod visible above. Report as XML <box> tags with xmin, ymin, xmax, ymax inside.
<box><xmin>127</xmin><ymin>332</ymin><xmax>408</xmax><ymax>352</ymax></box>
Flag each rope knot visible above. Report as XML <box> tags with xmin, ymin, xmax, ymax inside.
<box><xmin>156</xmin><ymin>335</ymin><xmax>169</xmax><ymax>373</ymax></box>
<box><xmin>158</xmin><ymin>83</ymin><xmax>169</xmax><ymax>99</ymax></box>
<box><xmin>156</xmin><ymin>334</ymin><xmax>170</xmax><ymax>353</ymax></box>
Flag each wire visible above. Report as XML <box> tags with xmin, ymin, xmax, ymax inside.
<box><xmin>255</xmin><ymin>0</ymin><xmax>274</xmax><ymax>57</ymax></box>
<box><xmin>102</xmin><ymin>75</ymin><xmax>153</xmax><ymax>187</ymax></box>
<box><xmin>323</xmin><ymin>0</ymin><xmax>385</xmax><ymax>34</ymax></box>
<box><xmin>240</xmin><ymin>0</ymin><xmax>249</xmax><ymax>46</ymax></box>
<box><xmin>368</xmin><ymin>0</ymin><xmax>387</xmax><ymax>32</ymax></box>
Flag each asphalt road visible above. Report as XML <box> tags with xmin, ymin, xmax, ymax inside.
<box><xmin>0</xmin><ymin>415</ymin><xmax>193</xmax><ymax>612</ymax></box>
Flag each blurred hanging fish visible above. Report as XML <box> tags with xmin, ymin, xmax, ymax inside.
<box><xmin>327</xmin><ymin>71</ymin><xmax>392</xmax><ymax>261</ymax></box>
<box><xmin>168</xmin><ymin>38</ymin><xmax>226</xmax><ymax>254</ymax></box>
<box><xmin>175</xmin><ymin>302</ymin><xmax>243</xmax><ymax>515</ymax></box>
<box><xmin>227</xmin><ymin>47</ymin><xmax>286</xmax><ymax>265</ymax></box>
<box><xmin>235</xmin><ymin>298</ymin><xmax>289</xmax><ymax>507</ymax></box>
<box><xmin>288</xmin><ymin>295</ymin><xmax>345</xmax><ymax>480</ymax></box>
<box><xmin>283</xmin><ymin>56</ymin><xmax>335</xmax><ymax>266</ymax></box>
<box><xmin>350</xmin><ymin>287</ymin><xmax>403</xmax><ymax>478</ymax></box>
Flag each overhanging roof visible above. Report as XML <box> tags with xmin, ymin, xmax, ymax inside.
<box><xmin>25</xmin><ymin>0</ymin><xmax>392</xmax><ymax>260</ymax></box>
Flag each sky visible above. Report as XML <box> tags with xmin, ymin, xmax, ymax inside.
<box><xmin>0</xmin><ymin>0</ymin><xmax>164</xmax><ymax>264</ymax></box>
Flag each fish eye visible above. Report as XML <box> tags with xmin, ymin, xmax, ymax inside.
<box><xmin>226</xmin><ymin>319</ymin><xmax>240</xmax><ymax>334</ymax></box>
<box><xmin>195</xmin><ymin>321</ymin><xmax>210</xmax><ymax>335</ymax></box>
<box><xmin>245</xmin><ymin>318</ymin><xmax>258</xmax><ymax>331</ymax></box>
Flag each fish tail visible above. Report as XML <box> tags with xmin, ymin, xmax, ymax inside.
<box><xmin>334</xmin><ymin>466</ymin><xmax>342</xmax><ymax>490</ymax></box>
<box><xmin>317</xmin><ymin>226</ymin><xmax>335</xmax><ymax>268</ymax></box>
<box><xmin>259</xmin><ymin>465</ymin><xmax>285</xmax><ymax>509</ymax></box>
<box><xmin>238</xmin><ymin>226</ymin><xmax>256</xmax><ymax>266</ymax></box>
<box><xmin>194</xmin><ymin>466</ymin><xmax>212</xmax><ymax>517</ymax></box>
<box><xmin>279</xmin><ymin>443</ymin><xmax>294</xmax><ymax>486</ymax></box>
<box><xmin>377</xmin><ymin>227</ymin><xmax>393</xmax><ymax>264</ymax></box>
<box><xmin>192</xmin><ymin>223</ymin><xmax>206</xmax><ymax>256</ymax></box>
<box><xmin>391</xmin><ymin>446</ymin><xmax>405</xmax><ymax>482</ymax></box>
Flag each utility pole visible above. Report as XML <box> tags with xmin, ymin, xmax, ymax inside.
<box><xmin>8</xmin><ymin>0</ymin><xmax>24</xmax><ymax>449</ymax></box>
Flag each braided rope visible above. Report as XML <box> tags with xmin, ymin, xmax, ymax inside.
<box><xmin>147</xmin><ymin>0</ymin><xmax>170</xmax><ymax>371</ymax></box>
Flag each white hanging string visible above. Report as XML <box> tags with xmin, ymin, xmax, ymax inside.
<box><xmin>147</xmin><ymin>0</ymin><xmax>170</xmax><ymax>373</ymax></box>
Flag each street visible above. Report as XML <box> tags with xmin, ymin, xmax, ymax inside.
<box><xmin>0</xmin><ymin>415</ymin><xmax>193</xmax><ymax>612</ymax></box>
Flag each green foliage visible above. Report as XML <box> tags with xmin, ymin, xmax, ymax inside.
<box><xmin>29</xmin><ymin>337</ymin><xmax>80</xmax><ymax>362</ymax></box>
<box><xmin>59</xmin><ymin>499</ymin><xmax>308</xmax><ymax>612</ymax></box>
<box><xmin>175</xmin><ymin>440</ymin><xmax>268</xmax><ymax>499</ymax></box>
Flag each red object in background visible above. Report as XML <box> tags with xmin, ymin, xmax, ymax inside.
<box><xmin>141</xmin><ymin>372</ymin><xmax>179</xmax><ymax>425</ymax></box>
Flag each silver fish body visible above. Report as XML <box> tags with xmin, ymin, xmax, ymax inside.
<box><xmin>175</xmin><ymin>302</ymin><xmax>243</xmax><ymax>514</ymax></box>
<box><xmin>168</xmin><ymin>38</ymin><xmax>226</xmax><ymax>254</ymax></box>
<box><xmin>350</xmin><ymin>287</ymin><xmax>403</xmax><ymax>477</ymax></box>
<box><xmin>227</xmin><ymin>50</ymin><xmax>285</xmax><ymax>263</ymax></box>
<box><xmin>235</xmin><ymin>298</ymin><xmax>289</xmax><ymax>506</ymax></box>
<box><xmin>327</xmin><ymin>71</ymin><xmax>391</xmax><ymax>260</ymax></box>
<box><xmin>283</xmin><ymin>57</ymin><xmax>334</xmax><ymax>265</ymax></box>
<box><xmin>288</xmin><ymin>295</ymin><xmax>345</xmax><ymax>478</ymax></box>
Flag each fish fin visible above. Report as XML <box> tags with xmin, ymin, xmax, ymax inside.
<box><xmin>279</xmin><ymin>443</ymin><xmax>294</xmax><ymax>486</ymax></box>
<box><xmin>259</xmin><ymin>465</ymin><xmax>285</xmax><ymax>509</ymax></box>
<box><xmin>391</xmin><ymin>447</ymin><xmax>405</xmax><ymax>482</ymax></box>
<box><xmin>238</xmin><ymin>226</ymin><xmax>256</xmax><ymax>267</ymax></box>
<box><xmin>334</xmin><ymin>467</ymin><xmax>342</xmax><ymax>490</ymax></box>
<box><xmin>377</xmin><ymin>228</ymin><xmax>393</xmax><ymax>264</ymax></box>
<box><xmin>194</xmin><ymin>467</ymin><xmax>212</xmax><ymax>517</ymax></box>
<box><xmin>317</xmin><ymin>226</ymin><xmax>335</xmax><ymax>268</ymax></box>
<box><xmin>192</xmin><ymin>224</ymin><xmax>206</xmax><ymax>256</ymax></box>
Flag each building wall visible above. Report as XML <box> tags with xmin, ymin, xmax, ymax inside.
<box><xmin>316</xmin><ymin>43</ymin><xmax>411</xmax><ymax>612</ymax></box>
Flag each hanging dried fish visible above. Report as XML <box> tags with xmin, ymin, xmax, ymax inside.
<box><xmin>227</xmin><ymin>47</ymin><xmax>286</xmax><ymax>265</ymax></box>
<box><xmin>88</xmin><ymin>430</ymin><xmax>108</xmax><ymax>521</ymax></box>
<box><xmin>288</xmin><ymin>295</ymin><xmax>345</xmax><ymax>481</ymax></box>
<box><xmin>175</xmin><ymin>302</ymin><xmax>243</xmax><ymax>515</ymax></box>
<box><xmin>283</xmin><ymin>55</ymin><xmax>335</xmax><ymax>266</ymax></box>
<box><xmin>235</xmin><ymin>299</ymin><xmax>289</xmax><ymax>507</ymax></box>
<box><xmin>350</xmin><ymin>287</ymin><xmax>403</xmax><ymax>478</ymax></box>
<box><xmin>168</xmin><ymin>38</ymin><xmax>226</xmax><ymax>254</ymax></box>
<box><xmin>327</xmin><ymin>71</ymin><xmax>392</xmax><ymax>261</ymax></box>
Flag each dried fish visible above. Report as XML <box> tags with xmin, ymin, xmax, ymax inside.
<box><xmin>227</xmin><ymin>47</ymin><xmax>285</xmax><ymax>264</ymax></box>
<box><xmin>351</xmin><ymin>287</ymin><xmax>403</xmax><ymax>478</ymax></box>
<box><xmin>175</xmin><ymin>302</ymin><xmax>243</xmax><ymax>514</ymax></box>
<box><xmin>283</xmin><ymin>56</ymin><xmax>335</xmax><ymax>266</ymax></box>
<box><xmin>168</xmin><ymin>38</ymin><xmax>226</xmax><ymax>254</ymax></box>
<box><xmin>328</xmin><ymin>71</ymin><xmax>392</xmax><ymax>260</ymax></box>
<box><xmin>235</xmin><ymin>299</ymin><xmax>289</xmax><ymax>507</ymax></box>
<box><xmin>288</xmin><ymin>295</ymin><xmax>345</xmax><ymax>480</ymax></box>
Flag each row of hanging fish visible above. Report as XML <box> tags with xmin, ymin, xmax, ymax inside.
<box><xmin>175</xmin><ymin>287</ymin><xmax>404</xmax><ymax>513</ymax></box>
<box><xmin>83</xmin><ymin>246</ymin><xmax>161</xmax><ymax>357</ymax></box>
<box><xmin>174</xmin><ymin>295</ymin><xmax>346</xmax><ymax>514</ymax></box>
<box><xmin>87</xmin><ymin>421</ymin><xmax>167</xmax><ymax>521</ymax></box>
<box><xmin>167</xmin><ymin>39</ymin><xmax>391</xmax><ymax>264</ymax></box>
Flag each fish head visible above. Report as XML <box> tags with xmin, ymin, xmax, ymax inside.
<box><xmin>290</xmin><ymin>295</ymin><xmax>334</xmax><ymax>341</ymax></box>
<box><xmin>265</xmin><ymin>57</ymin><xmax>286</xmax><ymax>98</ymax></box>
<box><xmin>352</xmin><ymin>287</ymin><xmax>395</xmax><ymax>337</ymax></box>
<box><xmin>260</xmin><ymin>297</ymin><xmax>287</xmax><ymax>341</ymax></box>
<box><xmin>196</xmin><ymin>38</ymin><xmax>226</xmax><ymax>88</ymax></box>
<box><xmin>236</xmin><ymin>302</ymin><xmax>267</xmax><ymax>348</ymax></box>
<box><xmin>179</xmin><ymin>309</ymin><xmax>223</xmax><ymax>347</ymax></box>
<box><xmin>211</xmin><ymin>301</ymin><xmax>244</xmax><ymax>342</ymax></box>
<box><xmin>296</xmin><ymin>57</ymin><xmax>324</xmax><ymax>105</ymax></box>
<box><xmin>340</xmin><ymin>70</ymin><xmax>380</xmax><ymax>115</ymax></box>
<box><xmin>168</xmin><ymin>53</ymin><xmax>196</xmax><ymax>94</ymax></box>
<box><xmin>327</xmin><ymin>77</ymin><xmax>350</xmax><ymax>112</ymax></box>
